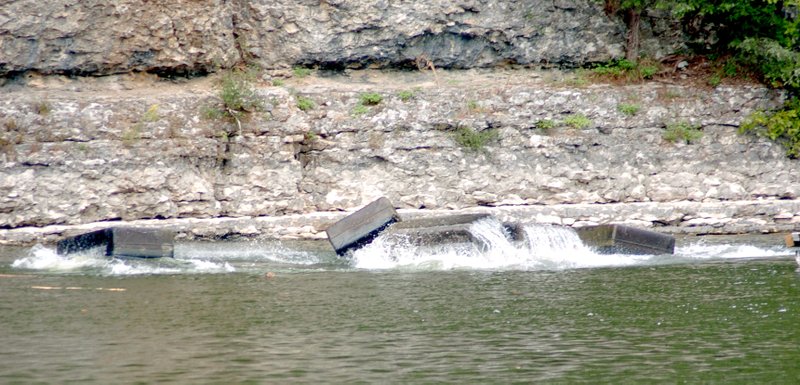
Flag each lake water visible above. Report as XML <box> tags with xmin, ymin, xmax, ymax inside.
<box><xmin>2</xmin><ymin>222</ymin><xmax>799</xmax><ymax>383</ymax></box>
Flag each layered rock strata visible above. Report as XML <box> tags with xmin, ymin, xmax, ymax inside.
<box><xmin>1</xmin><ymin>0</ymin><xmax>682</xmax><ymax>76</ymax></box>
<box><xmin>0</xmin><ymin>69</ymin><xmax>798</xmax><ymax>245</ymax></box>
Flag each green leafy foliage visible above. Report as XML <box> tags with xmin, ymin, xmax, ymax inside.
<box><xmin>296</xmin><ymin>96</ymin><xmax>315</xmax><ymax>111</ymax></box>
<box><xmin>534</xmin><ymin>119</ymin><xmax>556</xmax><ymax>130</ymax></box>
<box><xmin>453</xmin><ymin>126</ymin><xmax>499</xmax><ymax>152</ymax></box>
<box><xmin>663</xmin><ymin>121</ymin><xmax>703</xmax><ymax>144</ymax></box>
<box><xmin>219</xmin><ymin>69</ymin><xmax>264</xmax><ymax>119</ymax></box>
<box><xmin>735</xmin><ymin>38</ymin><xmax>800</xmax><ymax>91</ymax></box>
<box><xmin>293</xmin><ymin>67</ymin><xmax>312</xmax><ymax>78</ymax></box>
<box><xmin>591</xmin><ymin>58</ymin><xmax>661</xmax><ymax>82</ymax></box>
<box><xmin>351</xmin><ymin>104</ymin><xmax>369</xmax><ymax>116</ymax></box>
<box><xmin>563</xmin><ymin>113</ymin><xmax>592</xmax><ymax>129</ymax></box>
<box><xmin>359</xmin><ymin>92</ymin><xmax>383</xmax><ymax>106</ymax></box>
<box><xmin>397</xmin><ymin>90</ymin><xmax>415</xmax><ymax>102</ymax></box>
<box><xmin>618</xmin><ymin>103</ymin><xmax>641</xmax><ymax>116</ymax></box>
<box><xmin>740</xmin><ymin>98</ymin><xmax>800</xmax><ymax>158</ymax></box>
<box><xmin>674</xmin><ymin>0</ymin><xmax>799</xmax><ymax>50</ymax></box>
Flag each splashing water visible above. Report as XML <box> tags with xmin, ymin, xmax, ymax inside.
<box><xmin>352</xmin><ymin>217</ymin><xmax>791</xmax><ymax>271</ymax></box>
<box><xmin>9</xmin><ymin>221</ymin><xmax>790</xmax><ymax>275</ymax></box>
<box><xmin>352</xmin><ymin>217</ymin><xmax>648</xmax><ymax>270</ymax></box>
<box><xmin>12</xmin><ymin>244</ymin><xmax>236</xmax><ymax>276</ymax></box>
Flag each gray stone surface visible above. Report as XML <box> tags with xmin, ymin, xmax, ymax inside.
<box><xmin>0</xmin><ymin>0</ymin><xmax>239</xmax><ymax>76</ymax></box>
<box><xmin>0</xmin><ymin>69</ymin><xmax>798</xmax><ymax>245</ymax></box>
<box><xmin>1</xmin><ymin>0</ymin><xmax>685</xmax><ymax>76</ymax></box>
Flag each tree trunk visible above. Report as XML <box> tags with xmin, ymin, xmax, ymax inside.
<box><xmin>625</xmin><ymin>9</ymin><xmax>641</xmax><ymax>62</ymax></box>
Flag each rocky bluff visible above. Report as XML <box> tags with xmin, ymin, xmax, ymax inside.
<box><xmin>0</xmin><ymin>0</ymin><xmax>799</xmax><ymax>244</ymax></box>
<box><xmin>1</xmin><ymin>0</ymin><xmax>682</xmax><ymax>76</ymax></box>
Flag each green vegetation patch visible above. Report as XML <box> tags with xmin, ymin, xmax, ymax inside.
<box><xmin>534</xmin><ymin>119</ymin><xmax>556</xmax><ymax>131</ymax></box>
<box><xmin>296</xmin><ymin>96</ymin><xmax>315</xmax><ymax>111</ymax></box>
<box><xmin>617</xmin><ymin>103</ymin><xmax>641</xmax><ymax>116</ymax></box>
<box><xmin>591</xmin><ymin>59</ymin><xmax>660</xmax><ymax>83</ymax></box>
<box><xmin>741</xmin><ymin>98</ymin><xmax>800</xmax><ymax>158</ymax></box>
<box><xmin>359</xmin><ymin>92</ymin><xmax>383</xmax><ymax>106</ymax></box>
<box><xmin>453</xmin><ymin>126</ymin><xmax>498</xmax><ymax>152</ymax></box>
<box><xmin>663</xmin><ymin>121</ymin><xmax>703</xmax><ymax>144</ymax></box>
<box><xmin>202</xmin><ymin>68</ymin><xmax>264</xmax><ymax>127</ymax></box>
<box><xmin>351</xmin><ymin>104</ymin><xmax>369</xmax><ymax>117</ymax></box>
<box><xmin>563</xmin><ymin>113</ymin><xmax>592</xmax><ymax>129</ymax></box>
<box><xmin>292</xmin><ymin>67</ymin><xmax>313</xmax><ymax>78</ymax></box>
<box><xmin>397</xmin><ymin>90</ymin><xmax>416</xmax><ymax>102</ymax></box>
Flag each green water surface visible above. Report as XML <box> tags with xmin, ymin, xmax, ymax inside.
<box><xmin>1</xmin><ymin>251</ymin><xmax>799</xmax><ymax>384</ymax></box>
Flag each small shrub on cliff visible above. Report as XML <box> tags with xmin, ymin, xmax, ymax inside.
<box><xmin>203</xmin><ymin>69</ymin><xmax>263</xmax><ymax>119</ymax></box>
<box><xmin>592</xmin><ymin>59</ymin><xmax>660</xmax><ymax>83</ymax></box>
<box><xmin>351</xmin><ymin>104</ymin><xmax>369</xmax><ymax>117</ymax></box>
<box><xmin>618</xmin><ymin>103</ymin><xmax>641</xmax><ymax>116</ymax></box>
<box><xmin>359</xmin><ymin>92</ymin><xmax>383</xmax><ymax>106</ymax></box>
<box><xmin>397</xmin><ymin>90</ymin><xmax>415</xmax><ymax>102</ymax></box>
<box><xmin>563</xmin><ymin>113</ymin><xmax>592</xmax><ymax>129</ymax></box>
<box><xmin>293</xmin><ymin>67</ymin><xmax>313</xmax><ymax>78</ymax></box>
<box><xmin>534</xmin><ymin>119</ymin><xmax>556</xmax><ymax>131</ymax></box>
<box><xmin>740</xmin><ymin>98</ymin><xmax>800</xmax><ymax>158</ymax></box>
<box><xmin>453</xmin><ymin>126</ymin><xmax>498</xmax><ymax>152</ymax></box>
<box><xmin>201</xmin><ymin>69</ymin><xmax>264</xmax><ymax>135</ymax></box>
<box><xmin>663</xmin><ymin>122</ymin><xmax>703</xmax><ymax>144</ymax></box>
<box><xmin>296</xmin><ymin>96</ymin><xmax>315</xmax><ymax>111</ymax></box>
<box><xmin>220</xmin><ymin>70</ymin><xmax>263</xmax><ymax>116</ymax></box>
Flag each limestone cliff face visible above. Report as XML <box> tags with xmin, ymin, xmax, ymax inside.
<box><xmin>0</xmin><ymin>0</ymin><xmax>239</xmax><ymax>76</ymax></box>
<box><xmin>0</xmin><ymin>70</ymin><xmax>796</xmax><ymax>231</ymax></box>
<box><xmin>1</xmin><ymin>0</ymin><xmax>798</xmax><ymax>241</ymax></box>
<box><xmin>1</xmin><ymin>0</ymin><xmax>682</xmax><ymax>76</ymax></box>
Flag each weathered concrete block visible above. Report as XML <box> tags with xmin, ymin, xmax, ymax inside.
<box><xmin>785</xmin><ymin>232</ymin><xmax>800</xmax><ymax>247</ymax></box>
<box><xmin>575</xmin><ymin>224</ymin><xmax>675</xmax><ymax>255</ymax></box>
<box><xmin>382</xmin><ymin>214</ymin><xmax>492</xmax><ymax>248</ymax></box>
<box><xmin>326</xmin><ymin>197</ymin><xmax>401</xmax><ymax>255</ymax></box>
<box><xmin>56</xmin><ymin>228</ymin><xmax>175</xmax><ymax>258</ymax></box>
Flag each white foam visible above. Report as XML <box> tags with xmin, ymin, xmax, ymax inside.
<box><xmin>352</xmin><ymin>218</ymin><xmax>652</xmax><ymax>271</ymax></box>
<box><xmin>11</xmin><ymin>244</ymin><xmax>237</xmax><ymax>276</ymax></box>
<box><xmin>12</xmin><ymin>244</ymin><xmax>109</xmax><ymax>271</ymax></box>
<box><xmin>676</xmin><ymin>241</ymin><xmax>786</xmax><ymax>260</ymax></box>
<box><xmin>353</xmin><ymin>218</ymin><xmax>794</xmax><ymax>271</ymax></box>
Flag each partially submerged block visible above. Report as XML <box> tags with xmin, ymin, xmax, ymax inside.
<box><xmin>57</xmin><ymin>227</ymin><xmax>175</xmax><ymax>258</ymax></box>
<box><xmin>786</xmin><ymin>232</ymin><xmax>800</xmax><ymax>247</ymax></box>
<box><xmin>326</xmin><ymin>197</ymin><xmax>401</xmax><ymax>255</ymax></box>
<box><xmin>575</xmin><ymin>224</ymin><xmax>675</xmax><ymax>255</ymax></box>
<box><xmin>382</xmin><ymin>214</ymin><xmax>492</xmax><ymax>248</ymax></box>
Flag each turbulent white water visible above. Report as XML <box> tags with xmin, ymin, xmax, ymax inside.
<box><xmin>351</xmin><ymin>217</ymin><xmax>791</xmax><ymax>271</ymax></box>
<box><xmin>10</xmin><ymin>241</ymin><xmax>325</xmax><ymax>276</ymax></box>
<box><xmin>8</xmin><ymin>218</ymin><xmax>792</xmax><ymax>275</ymax></box>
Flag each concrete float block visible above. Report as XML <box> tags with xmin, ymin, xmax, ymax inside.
<box><xmin>326</xmin><ymin>197</ymin><xmax>401</xmax><ymax>255</ymax></box>
<box><xmin>575</xmin><ymin>224</ymin><xmax>675</xmax><ymax>255</ymax></box>
<box><xmin>382</xmin><ymin>214</ymin><xmax>493</xmax><ymax>248</ymax></box>
<box><xmin>56</xmin><ymin>227</ymin><xmax>175</xmax><ymax>258</ymax></box>
<box><xmin>785</xmin><ymin>232</ymin><xmax>800</xmax><ymax>247</ymax></box>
